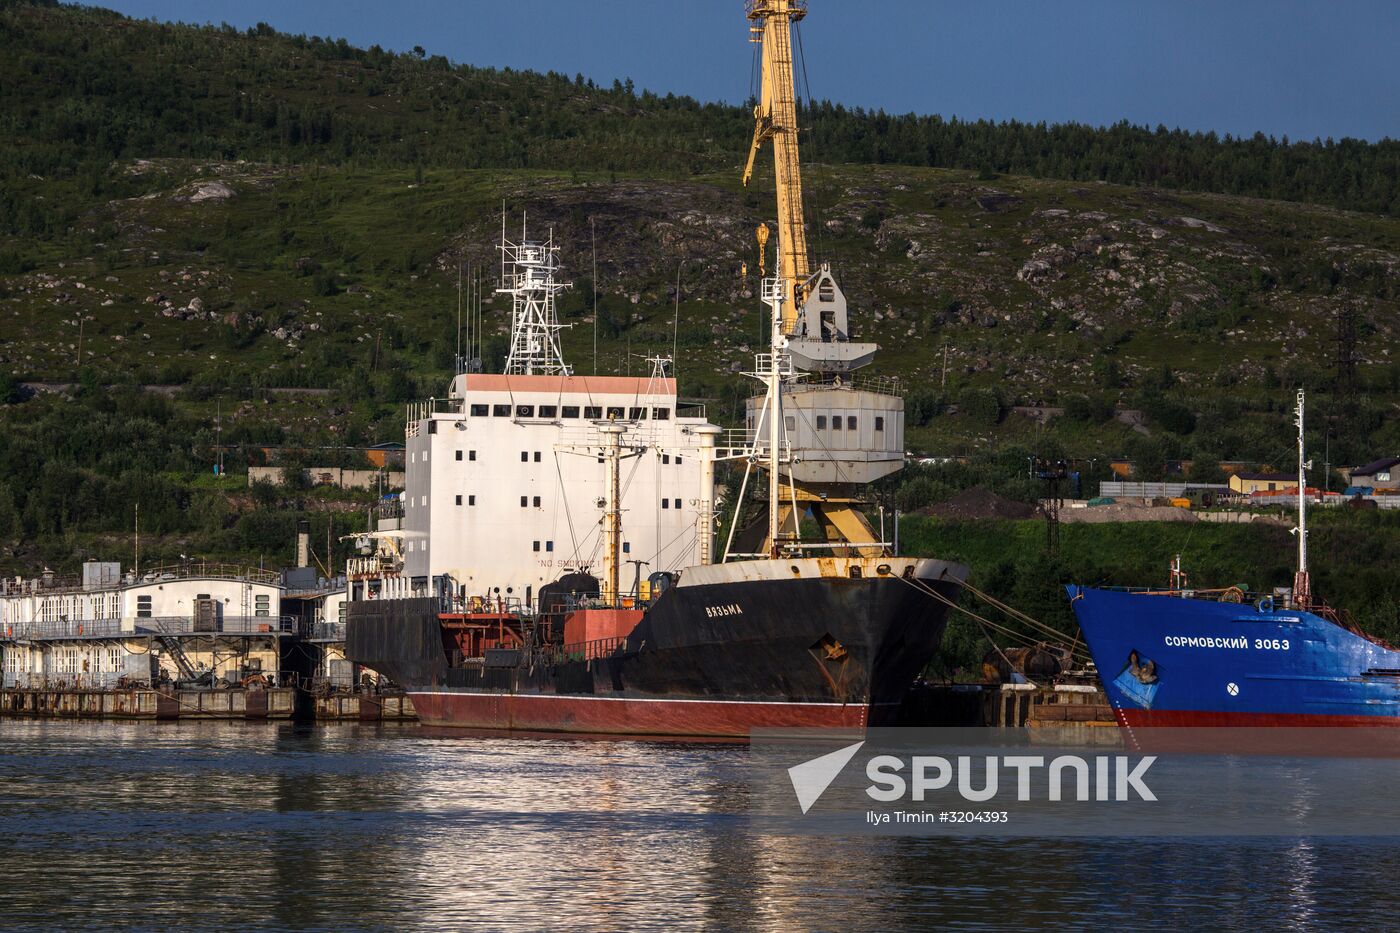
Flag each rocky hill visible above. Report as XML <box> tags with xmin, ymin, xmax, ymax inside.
<box><xmin>3</xmin><ymin>0</ymin><xmax>1400</xmax><ymax>574</ymax></box>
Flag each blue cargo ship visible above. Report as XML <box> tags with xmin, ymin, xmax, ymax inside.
<box><xmin>1066</xmin><ymin>585</ymin><xmax>1400</xmax><ymax>726</ymax></box>
<box><xmin>1068</xmin><ymin>390</ymin><xmax>1400</xmax><ymax>728</ymax></box>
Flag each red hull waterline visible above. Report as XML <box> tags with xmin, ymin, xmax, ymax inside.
<box><xmin>1118</xmin><ymin>708</ymin><xmax>1400</xmax><ymax>728</ymax></box>
<box><xmin>410</xmin><ymin>690</ymin><xmax>881</xmax><ymax>738</ymax></box>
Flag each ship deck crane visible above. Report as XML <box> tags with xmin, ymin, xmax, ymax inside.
<box><xmin>744</xmin><ymin>0</ymin><xmax>810</xmax><ymax>328</ymax></box>
<box><xmin>732</xmin><ymin>0</ymin><xmax>901</xmax><ymax>559</ymax></box>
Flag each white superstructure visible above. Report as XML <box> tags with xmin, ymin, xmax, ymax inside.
<box><xmin>400</xmin><ymin>370</ymin><xmax>716</xmax><ymax>606</ymax></box>
<box><xmin>387</xmin><ymin>227</ymin><xmax>722</xmax><ymax>609</ymax></box>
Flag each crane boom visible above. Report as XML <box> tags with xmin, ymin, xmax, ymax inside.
<box><xmin>744</xmin><ymin>0</ymin><xmax>809</xmax><ymax>331</ymax></box>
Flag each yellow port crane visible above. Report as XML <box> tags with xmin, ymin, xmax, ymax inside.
<box><xmin>743</xmin><ymin>0</ymin><xmax>809</xmax><ymax>331</ymax></box>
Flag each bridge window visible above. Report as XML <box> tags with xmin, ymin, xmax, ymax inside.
<box><xmin>562</xmin><ymin>406</ymin><xmax>580</xmax><ymax>418</ymax></box>
<box><xmin>607</xmin><ymin>406</ymin><xmax>625</xmax><ymax>419</ymax></box>
<box><xmin>539</xmin><ymin>405</ymin><xmax>558</xmax><ymax>418</ymax></box>
<box><xmin>652</xmin><ymin>408</ymin><xmax>670</xmax><ymax>420</ymax></box>
<box><xmin>629</xmin><ymin>407</ymin><xmax>646</xmax><ymax>420</ymax></box>
<box><xmin>516</xmin><ymin>405</ymin><xmax>534</xmax><ymax>418</ymax></box>
<box><xmin>584</xmin><ymin>406</ymin><xmax>602</xmax><ymax>419</ymax></box>
<box><xmin>492</xmin><ymin>404</ymin><xmax>511</xmax><ymax>417</ymax></box>
<box><xmin>470</xmin><ymin>404</ymin><xmax>488</xmax><ymax>417</ymax></box>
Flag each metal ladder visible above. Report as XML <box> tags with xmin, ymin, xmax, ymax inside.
<box><xmin>158</xmin><ymin>635</ymin><xmax>198</xmax><ymax>681</ymax></box>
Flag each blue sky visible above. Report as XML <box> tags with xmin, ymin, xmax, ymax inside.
<box><xmin>101</xmin><ymin>0</ymin><xmax>1398</xmax><ymax>142</ymax></box>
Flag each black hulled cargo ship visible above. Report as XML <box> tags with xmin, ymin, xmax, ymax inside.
<box><xmin>348</xmin><ymin>558</ymin><xmax>965</xmax><ymax>735</ymax></box>
<box><xmin>345</xmin><ymin>1</ymin><xmax>968</xmax><ymax>737</ymax></box>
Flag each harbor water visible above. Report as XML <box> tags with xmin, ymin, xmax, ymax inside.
<box><xmin>2</xmin><ymin>720</ymin><xmax>1398</xmax><ymax>930</ymax></box>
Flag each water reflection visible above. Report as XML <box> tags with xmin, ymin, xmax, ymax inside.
<box><xmin>1</xmin><ymin>720</ymin><xmax>1398</xmax><ymax>930</ymax></box>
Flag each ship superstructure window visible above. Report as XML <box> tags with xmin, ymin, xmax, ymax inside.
<box><xmin>455</xmin><ymin>495</ymin><xmax>462</xmax><ymax>506</ymax></box>
<box><xmin>521</xmin><ymin>451</ymin><xmax>529</xmax><ymax>462</ymax></box>
<box><xmin>470</xmin><ymin>404</ymin><xmax>489</xmax><ymax>417</ymax></box>
<box><xmin>676</xmin><ymin>456</ymin><xmax>683</xmax><ymax>465</ymax></box>
<box><xmin>455</xmin><ymin>450</ymin><xmax>463</xmax><ymax>461</ymax></box>
<box><xmin>662</xmin><ymin>499</ymin><xmax>669</xmax><ymax>509</ymax></box>
<box><xmin>607</xmin><ymin>406</ymin><xmax>625</xmax><ymax>420</ymax></box>
<box><xmin>255</xmin><ymin>594</ymin><xmax>271</xmax><ymax>618</ymax></box>
<box><xmin>516</xmin><ymin>405</ymin><xmax>534</xmax><ymax>417</ymax></box>
<box><xmin>539</xmin><ymin>405</ymin><xmax>558</xmax><ymax>418</ymax></box>
<box><xmin>521</xmin><ymin>496</ymin><xmax>528</xmax><ymax>507</ymax></box>
<box><xmin>533</xmin><ymin>541</ymin><xmax>541</xmax><ymax>552</ymax></box>
<box><xmin>785</xmin><ymin>416</ymin><xmax>795</xmax><ymax>431</ymax></box>
<box><xmin>136</xmin><ymin>595</ymin><xmax>152</xmax><ymax>618</ymax></box>
<box><xmin>469</xmin><ymin>450</ymin><xmax>477</xmax><ymax>461</ymax></box>
<box><xmin>533</xmin><ymin>452</ymin><xmax>541</xmax><ymax>462</ymax></box>
<box><xmin>532</xmin><ymin>496</ymin><xmax>541</xmax><ymax>507</ymax></box>
<box><xmin>847</xmin><ymin>416</ymin><xmax>857</xmax><ymax>430</ymax></box>
<box><xmin>652</xmin><ymin>408</ymin><xmax>670</xmax><ymax>420</ymax></box>
<box><xmin>469</xmin><ymin>495</ymin><xmax>476</xmax><ymax>506</ymax></box>
<box><xmin>831</xmin><ymin>415</ymin><xmax>842</xmax><ymax>430</ymax></box>
<box><xmin>584</xmin><ymin>406</ymin><xmax>602</xmax><ymax>419</ymax></box>
<box><xmin>623</xmin><ymin>542</ymin><xmax>631</xmax><ymax>554</ymax></box>
<box><xmin>563</xmin><ymin>406</ymin><xmax>580</xmax><ymax>419</ymax></box>
<box><xmin>629</xmin><ymin>407</ymin><xmax>646</xmax><ymax>420</ymax></box>
<box><xmin>546</xmin><ymin>541</ymin><xmax>553</xmax><ymax>552</ymax></box>
<box><xmin>817</xmin><ymin>415</ymin><xmax>827</xmax><ymax>430</ymax></box>
<box><xmin>662</xmin><ymin>454</ymin><xmax>670</xmax><ymax>464</ymax></box>
<box><xmin>875</xmin><ymin>416</ymin><xmax>884</xmax><ymax>431</ymax></box>
<box><xmin>493</xmin><ymin>404</ymin><xmax>511</xmax><ymax>417</ymax></box>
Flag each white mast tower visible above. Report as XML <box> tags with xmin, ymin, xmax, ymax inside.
<box><xmin>1293</xmin><ymin>388</ymin><xmax>1311</xmax><ymax>609</ymax></box>
<box><xmin>498</xmin><ymin>216</ymin><xmax>573</xmax><ymax>376</ymax></box>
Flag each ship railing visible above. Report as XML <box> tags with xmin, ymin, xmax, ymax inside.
<box><xmin>802</xmin><ymin>372</ymin><xmax>903</xmax><ymax>397</ymax></box>
<box><xmin>3</xmin><ymin>671</ymin><xmax>145</xmax><ymax>690</ymax></box>
<box><xmin>441</xmin><ymin>594</ymin><xmax>529</xmax><ymax>616</ymax></box>
<box><xmin>536</xmin><ymin>636</ymin><xmax>629</xmax><ymax>665</ymax></box>
<box><xmin>405</xmin><ymin>397</ymin><xmax>466</xmax><ymax>436</ymax></box>
<box><xmin>0</xmin><ymin>562</ymin><xmax>280</xmax><ymax>596</ymax></box>
<box><xmin>2</xmin><ymin>618</ymin><xmax>127</xmax><ymax>641</ymax></box>
<box><xmin>134</xmin><ymin>615</ymin><xmax>299</xmax><ymax>635</ymax></box>
<box><xmin>308</xmin><ymin>621</ymin><xmax>347</xmax><ymax>642</ymax></box>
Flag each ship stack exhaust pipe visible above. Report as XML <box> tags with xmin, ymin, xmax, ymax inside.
<box><xmin>296</xmin><ymin>519</ymin><xmax>311</xmax><ymax>569</ymax></box>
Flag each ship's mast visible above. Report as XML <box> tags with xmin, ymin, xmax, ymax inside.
<box><xmin>498</xmin><ymin>218</ymin><xmax>573</xmax><ymax>376</ymax></box>
<box><xmin>744</xmin><ymin>0</ymin><xmax>809</xmax><ymax>327</ymax></box>
<box><xmin>1293</xmin><ymin>388</ymin><xmax>1311</xmax><ymax>609</ymax></box>
<box><xmin>596</xmin><ymin>421</ymin><xmax>634</xmax><ymax>605</ymax></box>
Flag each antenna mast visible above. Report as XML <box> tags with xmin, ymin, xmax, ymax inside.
<box><xmin>497</xmin><ymin>221</ymin><xmax>573</xmax><ymax>376</ymax></box>
<box><xmin>1293</xmin><ymin>388</ymin><xmax>1311</xmax><ymax>609</ymax></box>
